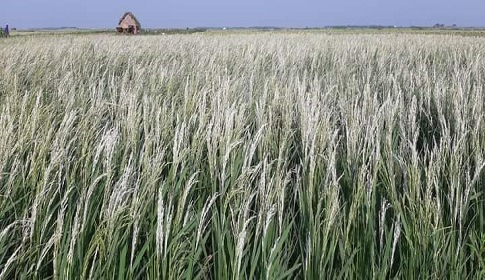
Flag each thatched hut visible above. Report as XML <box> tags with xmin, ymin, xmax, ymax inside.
<box><xmin>116</xmin><ymin>12</ymin><xmax>141</xmax><ymax>34</ymax></box>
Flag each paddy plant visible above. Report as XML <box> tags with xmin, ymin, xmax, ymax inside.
<box><xmin>0</xmin><ymin>32</ymin><xmax>484</xmax><ymax>279</ymax></box>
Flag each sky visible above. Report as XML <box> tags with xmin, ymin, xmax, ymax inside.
<box><xmin>1</xmin><ymin>0</ymin><xmax>484</xmax><ymax>29</ymax></box>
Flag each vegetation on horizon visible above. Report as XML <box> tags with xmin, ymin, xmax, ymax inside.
<box><xmin>0</xmin><ymin>33</ymin><xmax>484</xmax><ymax>279</ymax></box>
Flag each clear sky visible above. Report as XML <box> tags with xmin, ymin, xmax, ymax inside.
<box><xmin>1</xmin><ymin>0</ymin><xmax>484</xmax><ymax>29</ymax></box>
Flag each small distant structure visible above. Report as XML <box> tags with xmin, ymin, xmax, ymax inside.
<box><xmin>116</xmin><ymin>12</ymin><xmax>141</xmax><ymax>34</ymax></box>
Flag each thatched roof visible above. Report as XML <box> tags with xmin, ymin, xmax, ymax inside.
<box><xmin>118</xmin><ymin>12</ymin><xmax>141</xmax><ymax>29</ymax></box>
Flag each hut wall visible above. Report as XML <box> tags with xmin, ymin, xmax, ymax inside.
<box><xmin>119</xmin><ymin>15</ymin><xmax>138</xmax><ymax>29</ymax></box>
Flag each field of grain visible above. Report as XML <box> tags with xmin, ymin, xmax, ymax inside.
<box><xmin>0</xmin><ymin>32</ymin><xmax>484</xmax><ymax>279</ymax></box>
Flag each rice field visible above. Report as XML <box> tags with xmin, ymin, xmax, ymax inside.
<box><xmin>0</xmin><ymin>32</ymin><xmax>484</xmax><ymax>279</ymax></box>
